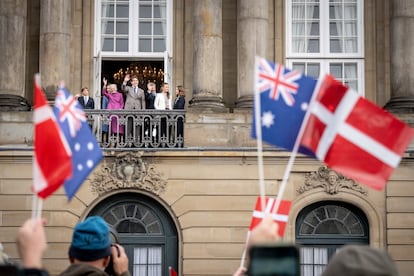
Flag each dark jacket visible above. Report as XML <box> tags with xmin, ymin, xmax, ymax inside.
<box><xmin>59</xmin><ymin>263</ymin><xmax>130</xmax><ymax>276</ymax></box>
<box><xmin>145</xmin><ymin>91</ymin><xmax>156</xmax><ymax>109</ymax></box>
<box><xmin>78</xmin><ymin>96</ymin><xmax>95</xmax><ymax>109</ymax></box>
<box><xmin>173</xmin><ymin>96</ymin><xmax>185</xmax><ymax>109</ymax></box>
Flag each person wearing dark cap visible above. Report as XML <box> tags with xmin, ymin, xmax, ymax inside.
<box><xmin>322</xmin><ymin>245</ymin><xmax>399</xmax><ymax>276</ymax></box>
<box><xmin>59</xmin><ymin>216</ymin><xmax>130</xmax><ymax>276</ymax></box>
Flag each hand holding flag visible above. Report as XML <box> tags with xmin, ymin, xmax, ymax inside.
<box><xmin>249</xmin><ymin>196</ymin><xmax>292</xmax><ymax>238</ymax></box>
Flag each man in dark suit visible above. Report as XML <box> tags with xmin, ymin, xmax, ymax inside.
<box><xmin>121</xmin><ymin>74</ymin><xmax>146</xmax><ymax>145</ymax></box>
<box><xmin>77</xmin><ymin>87</ymin><xmax>94</xmax><ymax>109</ymax></box>
<box><xmin>77</xmin><ymin>87</ymin><xmax>94</xmax><ymax>129</ymax></box>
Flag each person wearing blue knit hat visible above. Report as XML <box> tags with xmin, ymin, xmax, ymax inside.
<box><xmin>59</xmin><ymin>216</ymin><xmax>130</xmax><ymax>276</ymax></box>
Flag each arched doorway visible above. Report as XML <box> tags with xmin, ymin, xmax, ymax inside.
<box><xmin>296</xmin><ymin>201</ymin><xmax>369</xmax><ymax>276</ymax></box>
<box><xmin>88</xmin><ymin>193</ymin><xmax>178</xmax><ymax>276</ymax></box>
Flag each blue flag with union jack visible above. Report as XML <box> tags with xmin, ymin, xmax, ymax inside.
<box><xmin>252</xmin><ymin>57</ymin><xmax>317</xmax><ymax>156</ymax></box>
<box><xmin>53</xmin><ymin>85</ymin><xmax>103</xmax><ymax>200</ymax></box>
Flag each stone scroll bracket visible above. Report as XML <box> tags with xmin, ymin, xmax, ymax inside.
<box><xmin>297</xmin><ymin>166</ymin><xmax>368</xmax><ymax>196</ymax></box>
<box><xmin>90</xmin><ymin>151</ymin><xmax>167</xmax><ymax>196</ymax></box>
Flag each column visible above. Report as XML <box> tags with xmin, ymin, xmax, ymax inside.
<box><xmin>39</xmin><ymin>0</ymin><xmax>71</xmax><ymax>100</ymax></box>
<box><xmin>236</xmin><ymin>0</ymin><xmax>268</xmax><ymax>108</ymax></box>
<box><xmin>385</xmin><ymin>0</ymin><xmax>414</xmax><ymax>113</ymax></box>
<box><xmin>191</xmin><ymin>0</ymin><xmax>224</xmax><ymax>108</ymax></box>
<box><xmin>0</xmin><ymin>0</ymin><xmax>30</xmax><ymax>110</ymax></box>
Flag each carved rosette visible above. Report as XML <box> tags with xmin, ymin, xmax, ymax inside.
<box><xmin>91</xmin><ymin>151</ymin><xmax>167</xmax><ymax>196</ymax></box>
<box><xmin>297</xmin><ymin>166</ymin><xmax>367</xmax><ymax>195</ymax></box>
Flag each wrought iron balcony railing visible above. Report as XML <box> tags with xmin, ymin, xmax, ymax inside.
<box><xmin>85</xmin><ymin>110</ymin><xmax>185</xmax><ymax>149</ymax></box>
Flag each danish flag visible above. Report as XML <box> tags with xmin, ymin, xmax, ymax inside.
<box><xmin>249</xmin><ymin>196</ymin><xmax>292</xmax><ymax>237</ymax></box>
<box><xmin>301</xmin><ymin>75</ymin><xmax>414</xmax><ymax>190</ymax></box>
<box><xmin>257</xmin><ymin>58</ymin><xmax>302</xmax><ymax>106</ymax></box>
<box><xmin>33</xmin><ymin>75</ymin><xmax>72</xmax><ymax>199</ymax></box>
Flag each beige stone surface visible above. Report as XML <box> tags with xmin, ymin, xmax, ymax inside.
<box><xmin>394</xmin><ymin>261</ymin><xmax>414</xmax><ymax>276</ymax></box>
<box><xmin>388</xmin><ymin>229</ymin><xmax>414</xmax><ymax>244</ymax></box>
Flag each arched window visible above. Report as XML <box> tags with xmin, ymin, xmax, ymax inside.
<box><xmin>88</xmin><ymin>193</ymin><xmax>178</xmax><ymax>276</ymax></box>
<box><xmin>296</xmin><ymin>201</ymin><xmax>369</xmax><ymax>276</ymax></box>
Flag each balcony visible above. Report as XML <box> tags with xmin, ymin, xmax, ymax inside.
<box><xmin>85</xmin><ymin>109</ymin><xmax>185</xmax><ymax>149</ymax></box>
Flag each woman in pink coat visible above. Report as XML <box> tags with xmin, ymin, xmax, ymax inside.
<box><xmin>102</xmin><ymin>79</ymin><xmax>124</xmax><ymax>146</ymax></box>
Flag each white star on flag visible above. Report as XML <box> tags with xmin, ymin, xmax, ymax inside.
<box><xmin>261</xmin><ymin>111</ymin><xmax>275</xmax><ymax>128</ymax></box>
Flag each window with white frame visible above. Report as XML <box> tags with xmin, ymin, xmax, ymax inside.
<box><xmin>296</xmin><ymin>201</ymin><xmax>369</xmax><ymax>276</ymax></box>
<box><xmin>286</xmin><ymin>0</ymin><xmax>364</xmax><ymax>94</ymax></box>
<box><xmin>97</xmin><ymin>0</ymin><xmax>171</xmax><ymax>57</ymax></box>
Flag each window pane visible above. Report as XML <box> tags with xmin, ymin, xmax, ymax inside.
<box><xmin>344</xmin><ymin>63</ymin><xmax>357</xmax><ymax>78</ymax></box>
<box><xmin>116</xmin><ymin>38</ymin><xmax>128</xmax><ymax>52</ymax></box>
<box><xmin>116</xmin><ymin>4</ymin><xmax>129</xmax><ymax>18</ymax></box>
<box><xmin>344</xmin><ymin>38</ymin><xmax>357</xmax><ymax>53</ymax></box>
<box><xmin>344</xmin><ymin>5</ymin><xmax>357</xmax><ymax>19</ymax></box>
<box><xmin>330</xmin><ymin>38</ymin><xmax>342</xmax><ymax>53</ymax></box>
<box><xmin>140</xmin><ymin>4</ymin><xmax>152</xmax><ymax>18</ymax></box>
<box><xmin>292</xmin><ymin>38</ymin><xmax>306</xmax><ymax>52</ymax></box>
<box><xmin>309</xmin><ymin>22</ymin><xmax>319</xmax><ymax>35</ymax></box>
<box><xmin>292</xmin><ymin>63</ymin><xmax>305</xmax><ymax>73</ymax></box>
<box><xmin>308</xmin><ymin>4</ymin><xmax>319</xmax><ymax>19</ymax></box>
<box><xmin>307</xmin><ymin>64</ymin><xmax>320</xmax><ymax>78</ymax></box>
<box><xmin>308</xmin><ymin>39</ymin><xmax>319</xmax><ymax>52</ymax></box>
<box><xmin>102</xmin><ymin>21</ymin><xmax>114</xmax><ymax>34</ymax></box>
<box><xmin>293</xmin><ymin>22</ymin><xmax>305</xmax><ymax>36</ymax></box>
<box><xmin>330</xmin><ymin>4</ymin><xmax>342</xmax><ymax>19</ymax></box>
<box><xmin>139</xmin><ymin>38</ymin><xmax>152</xmax><ymax>52</ymax></box>
<box><xmin>116</xmin><ymin>22</ymin><xmax>129</xmax><ymax>35</ymax></box>
<box><xmin>330</xmin><ymin>63</ymin><xmax>342</xmax><ymax>79</ymax></box>
<box><xmin>102</xmin><ymin>4</ymin><xmax>114</xmax><ymax>17</ymax></box>
<box><xmin>140</xmin><ymin>22</ymin><xmax>152</xmax><ymax>35</ymax></box>
<box><xmin>292</xmin><ymin>5</ymin><xmax>305</xmax><ymax>19</ymax></box>
<box><xmin>330</xmin><ymin>22</ymin><xmax>342</xmax><ymax>36</ymax></box>
<box><xmin>154</xmin><ymin>4</ymin><xmax>166</xmax><ymax>18</ymax></box>
<box><xmin>102</xmin><ymin>38</ymin><xmax>114</xmax><ymax>51</ymax></box>
<box><xmin>154</xmin><ymin>38</ymin><xmax>166</xmax><ymax>52</ymax></box>
<box><xmin>154</xmin><ymin>21</ymin><xmax>166</xmax><ymax>35</ymax></box>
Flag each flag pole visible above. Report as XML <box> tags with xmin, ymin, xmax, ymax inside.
<box><xmin>272</xmin><ymin>75</ymin><xmax>324</xmax><ymax>217</ymax></box>
<box><xmin>240</xmin><ymin>56</ymin><xmax>267</xmax><ymax>268</ymax></box>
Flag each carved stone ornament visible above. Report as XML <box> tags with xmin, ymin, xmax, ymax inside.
<box><xmin>297</xmin><ymin>166</ymin><xmax>367</xmax><ymax>195</ymax></box>
<box><xmin>91</xmin><ymin>151</ymin><xmax>167</xmax><ymax>196</ymax></box>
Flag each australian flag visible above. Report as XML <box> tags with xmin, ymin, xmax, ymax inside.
<box><xmin>53</xmin><ymin>85</ymin><xmax>103</xmax><ymax>200</ymax></box>
<box><xmin>252</xmin><ymin>57</ymin><xmax>318</xmax><ymax>156</ymax></box>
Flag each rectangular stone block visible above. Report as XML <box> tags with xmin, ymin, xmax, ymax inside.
<box><xmin>387</xmin><ymin>214</ymin><xmax>414</xmax><ymax>228</ymax></box>
<box><xmin>388</xmin><ymin>229</ymin><xmax>414</xmax><ymax>244</ymax></box>
<box><xmin>183</xmin><ymin>227</ymin><xmax>247</xmax><ymax>243</ymax></box>
<box><xmin>387</xmin><ymin>197</ymin><xmax>414</xmax><ymax>212</ymax></box>
<box><xmin>394</xmin><ymin>261</ymin><xmax>414</xmax><ymax>276</ymax></box>
<box><xmin>179</xmin><ymin>211</ymin><xmax>251</xmax><ymax>229</ymax></box>
<box><xmin>183</xmin><ymin>259</ymin><xmax>241</xmax><ymax>275</ymax></box>
<box><xmin>388</xmin><ymin>245</ymin><xmax>414</xmax><ymax>261</ymax></box>
<box><xmin>183</xmin><ymin>243</ymin><xmax>244</xmax><ymax>259</ymax></box>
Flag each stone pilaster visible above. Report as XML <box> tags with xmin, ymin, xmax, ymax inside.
<box><xmin>39</xmin><ymin>0</ymin><xmax>71</xmax><ymax>100</ymax></box>
<box><xmin>384</xmin><ymin>0</ymin><xmax>414</xmax><ymax>115</ymax></box>
<box><xmin>236</xmin><ymin>0</ymin><xmax>268</xmax><ymax>108</ymax></box>
<box><xmin>0</xmin><ymin>0</ymin><xmax>30</xmax><ymax>111</ymax></box>
<box><xmin>190</xmin><ymin>0</ymin><xmax>224</xmax><ymax>108</ymax></box>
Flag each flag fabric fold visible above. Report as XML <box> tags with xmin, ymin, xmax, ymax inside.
<box><xmin>252</xmin><ymin>57</ymin><xmax>317</xmax><ymax>156</ymax></box>
<box><xmin>53</xmin><ymin>85</ymin><xmax>103</xmax><ymax>200</ymax></box>
<box><xmin>33</xmin><ymin>75</ymin><xmax>72</xmax><ymax>199</ymax></box>
<box><xmin>249</xmin><ymin>196</ymin><xmax>292</xmax><ymax>238</ymax></box>
<box><xmin>169</xmin><ymin>266</ymin><xmax>177</xmax><ymax>276</ymax></box>
<box><xmin>301</xmin><ymin>74</ymin><xmax>414</xmax><ymax>190</ymax></box>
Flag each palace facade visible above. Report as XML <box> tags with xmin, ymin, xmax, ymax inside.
<box><xmin>0</xmin><ymin>1</ymin><xmax>413</xmax><ymax>275</ymax></box>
